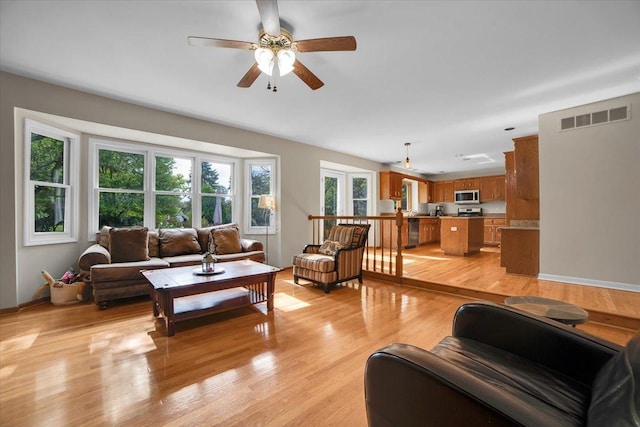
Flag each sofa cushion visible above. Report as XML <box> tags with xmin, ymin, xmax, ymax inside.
<box><xmin>292</xmin><ymin>253</ymin><xmax>335</xmax><ymax>273</ymax></box>
<box><xmin>318</xmin><ymin>240</ymin><xmax>344</xmax><ymax>256</ymax></box>
<box><xmin>109</xmin><ymin>227</ymin><xmax>150</xmax><ymax>263</ymax></box>
<box><xmin>159</xmin><ymin>228</ymin><xmax>201</xmax><ymax>257</ymax></box>
<box><xmin>210</xmin><ymin>227</ymin><xmax>242</xmax><ymax>255</ymax></box>
<box><xmin>90</xmin><ymin>258</ymin><xmax>169</xmax><ymax>283</ymax></box>
<box><xmin>197</xmin><ymin>223</ymin><xmax>240</xmax><ymax>254</ymax></box>
<box><xmin>587</xmin><ymin>332</ymin><xmax>640</xmax><ymax>426</ymax></box>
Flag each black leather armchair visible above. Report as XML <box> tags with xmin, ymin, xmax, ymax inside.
<box><xmin>364</xmin><ymin>301</ymin><xmax>639</xmax><ymax>427</ymax></box>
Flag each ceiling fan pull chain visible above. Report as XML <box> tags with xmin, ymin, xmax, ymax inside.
<box><xmin>272</xmin><ymin>62</ymin><xmax>278</xmax><ymax>92</ymax></box>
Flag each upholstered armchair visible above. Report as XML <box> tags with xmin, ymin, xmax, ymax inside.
<box><xmin>292</xmin><ymin>223</ymin><xmax>371</xmax><ymax>293</ymax></box>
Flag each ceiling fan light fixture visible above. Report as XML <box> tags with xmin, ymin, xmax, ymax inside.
<box><xmin>277</xmin><ymin>49</ymin><xmax>295</xmax><ymax>76</ymax></box>
<box><xmin>255</xmin><ymin>47</ymin><xmax>274</xmax><ymax>75</ymax></box>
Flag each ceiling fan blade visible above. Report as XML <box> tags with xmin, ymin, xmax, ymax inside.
<box><xmin>188</xmin><ymin>36</ymin><xmax>256</xmax><ymax>50</ymax></box>
<box><xmin>292</xmin><ymin>60</ymin><xmax>324</xmax><ymax>90</ymax></box>
<box><xmin>237</xmin><ymin>63</ymin><xmax>262</xmax><ymax>88</ymax></box>
<box><xmin>294</xmin><ymin>36</ymin><xmax>357</xmax><ymax>53</ymax></box>
<box><xmin>256</xmin><ymin>0</ymin><xmax>280</xmax><ymax>36</ymax></box>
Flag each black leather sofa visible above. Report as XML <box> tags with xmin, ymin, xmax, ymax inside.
<box><xmin>364</xmin><ymin>301</ymin><xmax>639</xmax><ymax>427</ymax></box>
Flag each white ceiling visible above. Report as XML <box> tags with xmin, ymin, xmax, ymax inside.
<box><xmin>2</xmin><ymin>0</ymin><xmax>640</xmax><ymax>176</ymax></box>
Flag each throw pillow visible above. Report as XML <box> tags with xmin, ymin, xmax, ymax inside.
<box><xmin>98</xmin><ymin>226</ymin><xmax>112</xmax><ymax>248</ymax></box>
<box><xmin>147</xmin><ymin>230</ymin><xmax>160</xmax><ymax>258</ymax></box>
<box><xmin>108</xmin><ymin>227</ymin><xmax>150</xmax><ymax>263</ymax></box>
<box><xmin>210</xmin><ymin>227</ymin><xmax>242</xmax><ymax>255</ymax></box>
<box><xmin>318</xmin><ymin>240</ymin><xmax>344</xmax><ymax>256</ymax></box>
<box><xmin>197</xmin><ymin>223</ymin><xmax>240</xmax><ymax>253</ymax></box>
<box><xmin>159</xmin><ymin>228</ymin><xmax>202</xmax><ymax>257</ymax></box>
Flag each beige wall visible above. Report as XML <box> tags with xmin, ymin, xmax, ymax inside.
<box><xmin>0</xmin><ymin>71</ymin><xmax>382</xmax><ymax>308</ymax></box>
<box><xmin>538</xmin><ymin>92</ymin><xmax>640</xmax><ymax>290</ymax></box>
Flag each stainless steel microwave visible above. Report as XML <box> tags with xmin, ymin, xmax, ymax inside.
<box><xmin>454</xmin><ymin>189</ymin><xmax>480</xmax><ymax>204</ymax></box>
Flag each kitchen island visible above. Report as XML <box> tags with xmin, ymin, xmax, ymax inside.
<box><xmin>440</xmin><ymin>216</ymin><xmax>484</xmax><ymax>256</ymax></box>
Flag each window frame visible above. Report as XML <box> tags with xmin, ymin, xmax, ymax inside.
<box><xmin>245</xmin><ymin>158</ymin><xmax>277</xmax><ymax>235</ymax></box>
<box><xmin>348</xmin><ymin>173</ymin><xmax>372</xmax><ymax>216</ymax></box>
<box><xmin>88</xmin><ymin>137</ymin><xmax>238</xmax><ymax>237</ymax></box>
<box><xmin>23</xmin><ymin>119</ymin><xmax>80</xmax><ymax>246</ymax></box>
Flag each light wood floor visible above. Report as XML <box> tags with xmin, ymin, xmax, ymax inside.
<box><xmin>1</xmin><ymin>258</ymin><xmax>638</xmax><ymax>426</ymax></box>
<box><xmin>374</xmin><ymin>243</ymin><xmax>640</xmax><ymax>327</ymax></box>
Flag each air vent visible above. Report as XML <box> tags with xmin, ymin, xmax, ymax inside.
<box><xmin>559</xmin><ymin>104</ymin><xmax>630</xmax><ymax>131</ymax></box>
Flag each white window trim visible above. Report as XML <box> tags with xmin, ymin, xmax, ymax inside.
<box><xmin>320</xmin><ymin>169</ymin><xmax>346</xmax><ymax>216</ymax></box>
<box><xmin>23</xmin><ymin>119</ymin><xmax>79</xmax><ymax>246</ymax></box>
<box><xmin>88</xmin><ymin>137</ymin><xmax>238</xmax><ymax>238</ymax></box>
<box><xmin>245</xmin><ymin>158</ymin><xmax>277</xmax><ymax>235</ymax></box>
<box><xmin>348</xmin><ymin>173</ymin><xmax>373</xmax><ymax>216</ymax></box>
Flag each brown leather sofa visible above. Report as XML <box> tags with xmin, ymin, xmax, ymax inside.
<box><xmin>79</xmin><ymin>223</ymin><xmax>264</xmax><ymax>309</ymax></box>
<box><xmin>365</xmin><ymin>301</ymin><xmax>639</xmax><ymax>427</ymax></box>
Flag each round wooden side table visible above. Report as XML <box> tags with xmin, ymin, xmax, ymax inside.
<box><xmin>504</xmin><ymin>296</ymin><xmax>589</xmax><ymax>326</ymax></box>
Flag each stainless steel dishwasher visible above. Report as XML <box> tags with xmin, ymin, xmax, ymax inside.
<box><xmin>407</xmin><ymin>218</ymin><xmax>420</xmax><ymax>248</ymax></box>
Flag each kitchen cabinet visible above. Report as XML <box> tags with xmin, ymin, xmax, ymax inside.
<box><xmin>443</xmin><ymin>181</ymin><xmax>454</xmax><ymax>203</ymax></box>
<box><xmin>514</xmin><ymin>135</ymin><xmax>539</xmax><ymax>200</ymax></box>
<box><xmin>480</xmin><ymin>175</ymin><xmax>506</xmax><ymax>202</ymax></box>
<box><xmin>379</xmin><ymin>171</ymin><xmax>403</xmax><ymax>200</ymax></box>
<box><xmin>483</xmin><ymin>218</ymin><xmax>506</xmax><ymax>245</ymax></box>
<box><xmin>440</xmin><ymin>217</ymin><xmax>484</xmax><ymax>256</ymax></box>
<box><xmin>505</xmin><ymin>135</ymin><xmax>539</xmax><ymax>223</ymax></box>
<box><xmin>433</xmin><ymin>181</ymin><xmax>454</xmax><ymax>203</ymax></box>
<box><xmin>419</xmin><ymin>218</ymin><xmax>440</xmax><ymax>244</ymax></box>
<box><xmin>454</xmin><ymin>178</ymin><xmax>480</xmax><ymax>191</ymax></box>
<box><xmin>501</xmin><ymin>228</ymin><xmax>539</xmax><ymax>276</ymax></box>
<box><xmin>418</xmin><ymin>180</ymin><xmax>433</xmax><ymax>203</ymax></box>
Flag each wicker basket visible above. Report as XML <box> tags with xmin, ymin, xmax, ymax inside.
<box><xmin>50</xmin><ymin>282</ymin><xmax>82</xmax><ymax>305</ymax></box>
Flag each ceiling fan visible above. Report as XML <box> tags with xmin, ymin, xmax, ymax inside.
<box><xmin>187</xmin><ymin>0</ymin><xmax>357</xmax><ymax>91</ymax></box>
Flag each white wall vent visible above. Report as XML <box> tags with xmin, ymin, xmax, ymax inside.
<box><xmin>559</xmin><ymin>104</ymin><xmax>630</xmax><ymax>131</ymax></box>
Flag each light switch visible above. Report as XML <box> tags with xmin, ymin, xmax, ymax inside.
<box><xmin>451</xmin><ymin>226</ymin><xmax>457</xmax><ymax>232</ymax></box>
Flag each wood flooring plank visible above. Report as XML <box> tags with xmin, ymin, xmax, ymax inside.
<box><xmin>0</xmin><ymin>264</ymin><xmax>637</xmax><ymax>426</ymax></box>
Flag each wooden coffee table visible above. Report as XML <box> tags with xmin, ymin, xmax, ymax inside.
<box><xmin>504</xmin><ymin>296</ymin><xmax>589</xmax><ymax>326</ymax></box>
<box><xmin>142</xmin><ymin>260</ymin><xmax>279</xmax><ymax>336</ymax></box>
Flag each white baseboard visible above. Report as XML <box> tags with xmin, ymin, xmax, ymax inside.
<box><xmin>538</xmin><ymin>273</ymin><xmax>640</xmax><ymax>293</ymax></box>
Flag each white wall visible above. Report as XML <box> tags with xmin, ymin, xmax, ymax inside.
<box><xmin>0</xmin><ymin>71</ymin><xmax>382</xmax><ymax>308</ymax></box>
<box><xmin>538</xmin><ymin>93</ymin><xmax>640</xmax><ymax>290</ymax></box>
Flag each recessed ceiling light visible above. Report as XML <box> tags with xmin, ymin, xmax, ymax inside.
<box><xmin>504</xmin><ymin>127</ymin><xmax>515</xmax><ymax>131</ymax></box>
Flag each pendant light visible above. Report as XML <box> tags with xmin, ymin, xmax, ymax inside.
<box><xmin>404</xmin><ymin>142</ymin><xmax>411</xmax><ymax>169</ymax></box>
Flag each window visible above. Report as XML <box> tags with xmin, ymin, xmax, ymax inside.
<box><xmin>97</xmin><ymin>148</ymin><xmax>145</xmax><ymax>228</ymax></box>
<box><xmin>155</xmin><ymin>155</ymin><xmax>192</xmax><ymax>228</ymax></box>
<box><xmin>246</xmin><ymin>159</ymin><xmax>276</xmax><ymax>234</ymax></box>
<box><xmin>24</xmin><ymin>119</ymin><xmax>79</xmax><ymax>246</ymax></box>
<box><xmin>89</xmin><ymin>138</ymin><xmax>237</xmax><ymax>234</ymax></box>
<box><xmin>349</xmin><ymin>174</ymin><xmax>371</xmax><ymax>216</ymax></box>
<box><xmin>200</xmin><ymin>160</ymin><xmax>233</xmax><ymax>226</ymax></box>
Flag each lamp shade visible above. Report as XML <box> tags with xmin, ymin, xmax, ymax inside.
<box><xmin>258</xmin><ymin>195</ymin><xmax>277</xmax><ymax>211</ymax></box>
<box><xmin>277</xmin><ymin>49</ymin><xmax>295</xmax><ymax>76</ymax></box>
<box><xmin>254</xmin><ymin>48</ymin><xmax>274</xmax><ymax>75</ymax></box>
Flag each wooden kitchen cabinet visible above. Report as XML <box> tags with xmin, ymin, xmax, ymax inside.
<box><xmin>380</xmin><ymin>171</ymin><xmax>403</xmax><ymax>200</ymax></box>
<box><xmin>454</xmin><ymin>178</ymin><xmax>480</xmax><ymax>191</ymax></box>
<box><xmin>483</xmin><ymin>218</ymin><xmax>506</xmax><ymax>245</ymax></box>
<box><xmin>418</xmin><ymin>218</ymin><xmax>440</xmax><ymax>244</ymax></box>
<box><xmin>514</xmin><ymin>135</ymin><xmax>539</xmax><ymax>200</ymax></box>
<box><xmin>480</xmin><ymin>175</ymin><xmax>506</xmax><ymax>202</ymax></box>
<box><xmin>443</xmin><ymin>181</ymin><xmax>454</xmax><ymax>203</ymax></box>
<box><xmin>433</xmin><ymin>180</ymin><xmax>454</xmax><ymax>203</ymax></box>
<box><xmin>418</xmin><ymin>180</ymin><xmax>433</xmax><ymax>203</ymax></box>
